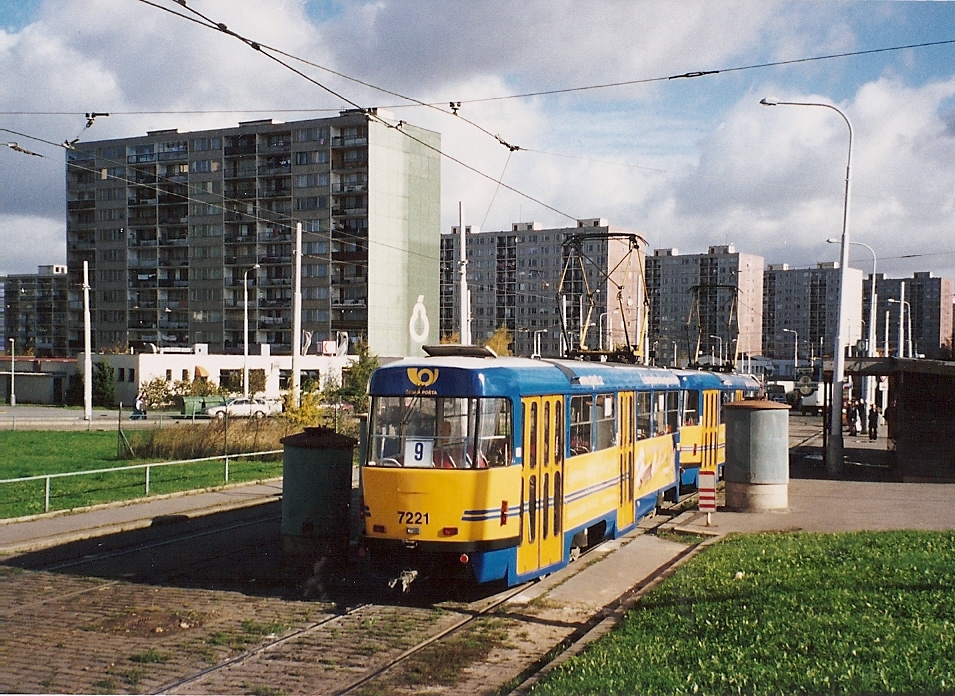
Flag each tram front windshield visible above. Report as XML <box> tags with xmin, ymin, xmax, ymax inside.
<box><xmin>367</xmin><ymin>396</ymin><xmax>511</xmax><ymax>469</ymax></box>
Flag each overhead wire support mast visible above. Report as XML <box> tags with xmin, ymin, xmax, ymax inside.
<box><xmin>556</xmin><ymin>232</ymin><xmax>647</xmax><ymax>364</ymax></box>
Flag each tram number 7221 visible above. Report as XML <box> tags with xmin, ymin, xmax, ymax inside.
<box><xmin>397</xmin><ymin>511</ymin><xmax>430</xmax><ymax>525</ymax></box>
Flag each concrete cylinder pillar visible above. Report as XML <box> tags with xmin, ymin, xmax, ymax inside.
<box><xmin>723</xmin><ymin>400</ymin><xmax>789</xmax><ymax>511</ymax></box>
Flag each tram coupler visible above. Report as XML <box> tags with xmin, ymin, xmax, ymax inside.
<box><xmin>387</xmin><ymin>569</ymin><xmax>419</xmax><ymax>593</ymax></box>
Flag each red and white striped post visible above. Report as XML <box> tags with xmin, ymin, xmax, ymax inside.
<box><xmin>698</xmin><ymin>469</ymin><xmax>717</xmax><ymax>526</ymax></box>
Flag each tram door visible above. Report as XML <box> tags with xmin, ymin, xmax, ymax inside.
<box><xmin>617</xmin><ymin>391</ymin><xmax>636</xmax><ymax>530</ymax></box>
<box><xmin>518</xmin><ymin>396</ymin><xmax>565</xmax><ymax>575</ymax></box>
<box><xmin>701</xmin><ymin>390</ymin><xmax>720</xmax><ymax>472</ymax></box>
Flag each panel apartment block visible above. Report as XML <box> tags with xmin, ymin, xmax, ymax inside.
<box><xmin>763</xmin><ymin>262</ymin><xmax>863</xmax><ymax>364</ymax></box>
<box><xmin>64</xmin><ymin>110</ymin><xmax>440</xmax><ymax>358</ymax></box>
<box><xmin>867</xmin><ymin>272</ymin><xmax>954</xmax><ymax>359</ymax></box>
<box><xmin>3</xmin><ymin>265</ymin><xmax>70</xmax><ymax>357</ymax></box>
<box><xmin>440</xmin><ymin>219</ymin><xmax>646</xmax><ymax>357</ymax></box>
<box><xmin>646</xmin><ymin>245</ymin><xmax>764</xmax><ymax>367</ymax></box>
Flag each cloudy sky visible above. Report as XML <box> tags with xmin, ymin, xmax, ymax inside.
<box><xmin>2</xmin><ymin>0</ymin><xmax>955</xmax><ymax>285</ymax></box>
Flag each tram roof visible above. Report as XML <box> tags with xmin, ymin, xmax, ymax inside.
<box><xmin>370</xmin><ymin>355</ymin><xmax>681</xmax><ymax>398</ymax></box>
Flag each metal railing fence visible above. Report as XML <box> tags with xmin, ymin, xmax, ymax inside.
<box><xmin>1</xmin><ymin>449</ymin><xmax>282</xmax><ymax>515</ymax></box>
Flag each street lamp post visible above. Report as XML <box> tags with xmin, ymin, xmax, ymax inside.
<box><xmin>888</xmin><ymin>298</ymin><xmax>912</xmax><ymax>358</ymax></box>
<box><xmin>8</xmin><ymin>339</ymin><xmax>14</xmax><ymax>407</ymax></box>
<box><xmin>761</xmin><ymin>97</ymin><xmax>853</xmax><ymax>476</ymax></box>
<box><xmin>243</xmin><ymin>264</ymin><xmax>260</xmax><ymax>399</ymax></box>
<box><xmin>533</xmin><ymin>329</ymin><xmax>546</xmax><ymax>359</ymax></box>
<box><xmin>828</xmin><ymin>238</ymin><xmax>877</xmax><ymax>412</ymax></box>
<box><xmin>783</xmin><ymin>328</ymin><xmax>798</xmax><ymax>378</ymax></box>
<box><xmin>709</xmin><ymin>335</ymin><xmax>723</xmax><ymax>365</ymax></box>
<box><xmin>598</xmin><ymin>312</ymin><xmax>610</xmax><ymax>351</ymax></box>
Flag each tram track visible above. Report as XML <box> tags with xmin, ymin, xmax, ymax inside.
<box><xmin>2</xmin><ymin>420</ymin><xmax>831</xmax><ymax>695</ymax></box>
<box><xmin>1</xmin><ymin>512</ymin><xmax>284</xmax><ymax>619</ymax></box>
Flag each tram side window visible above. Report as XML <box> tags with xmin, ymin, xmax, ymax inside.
<box><xmin>636</xmin><ymin>391</ymin><xmax>651</xmax><ymax>440</ymax></box>
<box><xmin>476</xmin><ymin>397</ymin><xmax>512</xmax><ymax>467</ymax></box>
<box><xmin>666</xmin><ymin>391</ymin><xmax>680</xmax><ymax>433</ymax></box>
<box><xmin>595</xmin><ymin>393</ymin><xmax>616</xmax><ymax>450</ymax></box>
<box><xmin>652</xmin><ymin>392</ymin><xmax>668</xmax><ymax>435</ymax></box>
<box><xmin>570</xmin><ymin>395</ymin><xmax>592</xmax><ymax>454</ymax></box>
<box><xmin>683</xmin><ymin>390</ymin><xmax>700</xmax><ymax>426</ymax></box>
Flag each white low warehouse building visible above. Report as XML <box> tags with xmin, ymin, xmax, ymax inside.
<box><xmin>85</xmin><ymin>344</ymin><xmax>355</xmax><ymax>408</ymax></box>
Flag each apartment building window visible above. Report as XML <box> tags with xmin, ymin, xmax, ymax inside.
<box><xmin>295</xmin><ymin>126</ymin><xmax>329</xmax><ymax>143</ymax></box>
<box><xmin>190</xmin><ymin>288</ymin><xmax>222</xmax><ymax>302</ymax></box>
<box><xmin>97</xmin><ymin>209</ymin><xmax>125</xmax><ymax>222</ymax></box>
<box><xmin>303</xmin><ymin>263</ymin><xmax>329</xmax><ymax>278</ymax></box>
<box><xmin>190</xmin><ymin>224</ymin><xmax>222</xmax><ymax>238</ymax></box>
<box><xmin>191</xmin><ymin>159</ymin><xmax>220</xmax><ymax>173</ymax></box>
<box><xmin>295</xmin><ymin>196</ymin><xmax>327</xmax><ymax>211</ymax></box>
<box><xmin>192</xmin><ymin>137</ymin><xmax>222</xmax><ymax>151</ymax></box>
<box><xmin>295</xmin><ymin>173</ymin><xmax>329</xmax><ymax>187</ymax></box>
<box><xmin>296</xmin><ymin>151</ymin><xmax>329</xmax><ymax>165</ymax></box>
<box><xmin>189</xmin><ymin>202</ymin><xmax>219</xmax><ymax>216</ymax></box>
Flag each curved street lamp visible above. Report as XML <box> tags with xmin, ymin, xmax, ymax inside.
<box><xmin>761</xmin><ymin>97</ymin><xmax>853</xmax><ymax>476</ymax></box>
<box><xmin>783</xmin><ymin>328</ymin><xmax>798</xmax><ymax>378</ymax></box>
<box><xmin>888</xmin><ymin>298</ymin><xmax>912</xmax><ymax>358</ymax></box>
<box><xmin>709</xmin><ymin>334</ymin><xmax>723</xmax><ymax>364</ymax></box>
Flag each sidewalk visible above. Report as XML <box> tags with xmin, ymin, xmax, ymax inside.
<box><xmin>0</xmin><ymin>480</ymin><xmax>284</xmax><ymax>554</ymax></box>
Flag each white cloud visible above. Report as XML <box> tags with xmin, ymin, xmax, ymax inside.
<box><xmin>1</xmin><ymin>0</ymin><xmax>954</xmax><ymax>287</ymax></box>
<box><xmin>0</xmin><ymin>213</ymin><xmax>66</xmax><ymax>276</ymax></box>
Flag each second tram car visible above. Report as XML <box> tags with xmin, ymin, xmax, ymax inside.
<box><xmin>361</xmin><ymin>347</ymin><xmax>759</xmax><ymax>588</ymax></box>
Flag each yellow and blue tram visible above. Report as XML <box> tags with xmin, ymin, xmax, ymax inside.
<box><xmin>360</xmin><ymin>347</ymin><xmax>759</xmax><ymax>587</ymax></box>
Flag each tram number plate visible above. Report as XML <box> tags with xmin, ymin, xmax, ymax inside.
<box><xmin>398</xmin><ymin>511</ymin><xmax>430</xmax><ymax>525</ymax></box>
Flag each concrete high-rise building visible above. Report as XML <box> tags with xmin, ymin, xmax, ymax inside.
<box><xmin>440</xmin><ymin>219</ymin><xmax>646</xmax><ymax>358</ymax></box>
<box><xmin>65</xmin><ymin>110</ymin><xmax>441</xmax><ymax>358</ymax></box>
<box><xmin>3</xmin><ymin>265</ymin><xmax>70</xmax><ymax>357</ymax></box>
<box><xmin>867</xmin><ymin>272</ymin><xmax>954</xmax><ymax>359</ymax></box>
<box><xmin>763</xmin><ymin>262</ymin><xmax>864</xmax><ymax>370</ymax></box>
<box><xmin>646</xmin><ymin>245</ymin><xmax>763</xmax><ymax>367</ymax></box>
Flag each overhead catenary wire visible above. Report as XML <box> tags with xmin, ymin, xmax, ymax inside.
<box><xmin>6</xmin><ymin>35</ymin><xmax>955</xmax><ymax>116</ymax></box>
<box><xmin>139</xmin><ymin>0</ymin><xmax>558</xmax><ymax>218</ymax></box>
<box><xmin>0</xmin><ymin>126</ymin><xmax>440</xmax><ymax>272</ymax></box>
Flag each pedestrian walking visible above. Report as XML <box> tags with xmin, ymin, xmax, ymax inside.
<box><xmin>868</xmin><ymin>405</ymin><xmax>880</xmax><ymax>441</ymax></box>
<box><xmin>846</xmin><ymin>400</ymin><xmax>858</xmax><ymax>436</ymax></box>
<box><xmin>131</xmin><ymin>393</ymin><xmax>148</xmax><ymax>420</ymax></box>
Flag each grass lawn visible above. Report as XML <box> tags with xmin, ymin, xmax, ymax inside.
<box><xmin>0</xmin><ymin>429</ymin><xmax>283</xmax><ymax>518</ymax></box>
<box><xmin>533</xmin><ymin>530</ymin><xmax>955</xmax><ymax>695</ymax></box>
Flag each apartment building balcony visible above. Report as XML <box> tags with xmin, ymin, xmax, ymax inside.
<box><xmin>259</xmin><ymin>255</ymin><xmax>292</xmax><ymax>265</ymax></box>
<box><xmin>224</xmin><ymin>143</ymin><xmax>257</xmax><ymax>156</ymax></box>
<box><xmin>331</xmin><ymin>206</ymin><xmax>368</xmax><ymax>217</ymax></box>
<box><xmin>259</xmin><ymin>229</ymin><xmax>292</xmax><ymax>242</ymax></box>
<box><xmin>331</xmin><ymin>183</ymin><xmax>367</xmax><ymax>193</ymax></box>
<box><xmin>67</xmin><ymin>200</ymin><xmax>95</xmax><ymax>210</ymax></box>
<box><xmin>331</xmin><ymin>136</ymin><xmax>368</xmax><ymax>148</ymax></box>
<box><xmin>257</xmin><ymin>164</ymin><xmax>291</xmax><ymax>176</ymax></box>
<box><xmin>331</xmin><ymin>298</ymin><xmax>367</xmax><ymax>308</ymax></box>
<box><xmin>225</xmin><ymin>167</ymin><xmax>258</xmax><ymax>179</ymax></box>
<box><xmin>259</xmin><ymin>187</ymin><xmax>292</xmax><ymax>199</ymax></box>
<box><xmin>225</xmin><ymin>255</ymin><xmax>261</xmax><ymax>267</ymax></box>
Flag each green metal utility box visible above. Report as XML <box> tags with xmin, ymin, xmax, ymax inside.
<box><xmin>280</xmin><ymin>426</ymin><xmax>357</xmax><ymax>559</ymax></box>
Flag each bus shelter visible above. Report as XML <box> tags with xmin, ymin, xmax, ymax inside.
<box><xmin>843</xmin><ymin>356</ymin><xmax>955</xmax><ymax>481</ymax></box>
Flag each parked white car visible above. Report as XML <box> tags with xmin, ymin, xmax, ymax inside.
<box><xmin>205</xmin><ymin>397</ymin><xmax>282</xmax><ymax>419</ymax></box>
